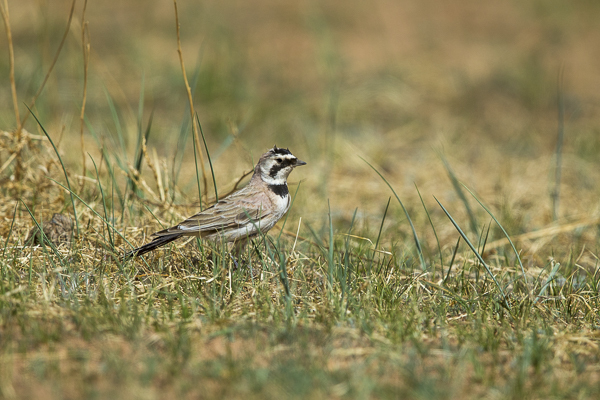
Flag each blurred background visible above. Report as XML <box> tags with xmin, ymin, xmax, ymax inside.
<box><xmin>2</xmin><ymin>0</ymin><xmax>600</xmax><ymax>258</ymax></box>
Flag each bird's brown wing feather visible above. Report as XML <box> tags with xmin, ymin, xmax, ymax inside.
<box><xmin>153</xmin><ymin>189</ymin><xmax>273</xmax><ymax>237</ymax></box>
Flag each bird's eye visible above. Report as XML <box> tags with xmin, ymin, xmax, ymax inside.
<box><xmin>276</xmin><ymin>158</ymin><xmax>282</xmax><ymax>163</ymax></box>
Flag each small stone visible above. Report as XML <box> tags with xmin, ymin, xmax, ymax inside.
<box><xmin>26</xmin><ymin>213</ymin><xmax>74</xmax><ymax>246</ymax></box>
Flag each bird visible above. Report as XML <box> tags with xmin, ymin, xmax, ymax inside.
<box><xmin>124</xmin><ymin>145</ymin><xmax>306</xmax><ymax>259</ymax></box>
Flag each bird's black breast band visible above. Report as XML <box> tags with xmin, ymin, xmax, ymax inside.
<box><xmin>268</xmin><ymin>184</ymin><xmax>289</xmax><ymax>198</ymax></box>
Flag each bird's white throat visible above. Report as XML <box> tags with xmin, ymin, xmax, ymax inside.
<box><xmin>261</xmin><ymin>174</ymin><xmax>288</xmax><ymax>185</ymax></box>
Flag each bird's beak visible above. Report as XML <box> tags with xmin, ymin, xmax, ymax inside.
<box><xmin>294</xmin><ymin>159</ymin><xmax>307</xmax><ymax>166</ymax></box>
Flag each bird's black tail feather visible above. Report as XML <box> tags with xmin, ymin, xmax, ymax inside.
<box><xmin>123</xmin><ymin>233</ymin><xmax>183</xmax><ymax>260</ymax></box>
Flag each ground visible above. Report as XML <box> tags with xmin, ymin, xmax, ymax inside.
<box><xmin>1</xmin><ymin>0</ymin><xmax>600</xmax><ymax>398</ymax></box>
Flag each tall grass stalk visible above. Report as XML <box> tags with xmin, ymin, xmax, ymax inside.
<box><xmin>27</xmin><ymin>106</ymin><xmax>80</xmax><ymax>236</ymax></box>
<box><xmin>2</xmin><ymin>202</ymin><xmax>18</xmax><ymax>260</ymax></box>
<box><xmin>20</xmin><ymin>200</ymin><xmax>65</xmax><ymax>268</ymax></box>
<box><xmin>19</xmin><ymin>0</ymin><xmax>76</xmax><ymax>128</ymax></box>
<box><xmin>462</xmin><ymin>184</ymin><xmax>528</xmax><ymax>286</ymax></box>
<box><xmin>90</xmin><ymin>155</ymin><xmax>114</xmax><ymax>250</ymax></box>
<box><xmin>535</xmin><ymin>260</ymin><xmax>561</xmax><ymax>303</ymax></box>
<box><xmin>416</xmin><ymin>184</ymin><xmax>443</xmax><ymax>273</ymax></box>
<box><xmin>104</xmin><ymin>88</ymin><xmax>126</xmax><ymax>159</ymax></box>
<box><xmin>440</xmin><ymin>155</ymin><xmax>479</xmax><ymax>236</ymax></box>
<box><xmin>128</xmin><ymin>110</ymin><xmax>153</xmax><ymax>199</ymax></box>
<box><xmin>368</xmin><ymin>197</ymin><xmax>391</xmax><ymax>276</ymax></box>
<box><xmin>551</xmin><ymin>67</ymin><xmax>565</xmax><ymax>221</ymax></box>
<box><xmin>172</xmin><ymin>114</ymin><xmax>191</xmax><ymax>192</ymax></box>
<box><xmin>362</xmin><ymin>157</ymin><xmax>426</xmax><ymax>271</ymax></box>
<box><xmin>86</xmin><ymin>118</ymin><xmax>126</xmax><ymax>214</ymax></box>
<box><xmin>191</xmin><ymin>123</ymin><xmax>204</xmax><ymax>212</ymax></box>
<box><xmin>444</xmin><ymin>237</ymin><xmax>461</xmax><ymax>284</ymax></box>
<box><xmin>434</xmin><ymin>196</ymin><xmax>509</xmax><ymax>306</ymax></box>
<box><xmin>327</xmin><ymin>200</ymin><xmax>335</xmax><ymax>290</ymax></box>
<box><xmin>195</xmin><ymin>113</ymin><xmax>218</xmax><ymax>202</ymax></box>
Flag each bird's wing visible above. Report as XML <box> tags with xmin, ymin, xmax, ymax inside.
<box><xmin>153</xmin><ymin>189</ymin><xmax>274</xmax><ymax>237</ymax></box>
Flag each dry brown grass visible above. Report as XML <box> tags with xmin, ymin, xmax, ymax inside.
<box><xmin>2</xmin><ymin>0</ymin><xmax>600</xmax><ymax>398</ymax></box>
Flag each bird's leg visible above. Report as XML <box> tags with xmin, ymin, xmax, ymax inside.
<box><xmin>230</xmin><ymin>238</ymin><xmax>248</xmax><ymax>271</ymax></box>
<box><xmin>229</xmin><ymin>254</ymin><xmax>239</xmax><ymax>271</ymax></box>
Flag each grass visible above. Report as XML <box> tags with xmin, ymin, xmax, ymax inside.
<box><xmin>2</xmin><ymin>0</ymin><xmax>600</xmax><ymax>399</ymax></box>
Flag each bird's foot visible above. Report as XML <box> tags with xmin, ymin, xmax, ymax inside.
<box><xmin>230</xmin><ymin>254</ymin><xmax>240</xmax><ymax>271</ymax></box>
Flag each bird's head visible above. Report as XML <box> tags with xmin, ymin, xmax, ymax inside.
<box><xmin>255</xmin><ymin>145</ymin><xmax>306</xmax><ymax>185</ymax></box>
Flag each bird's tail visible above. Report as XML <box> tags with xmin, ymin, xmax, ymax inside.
<box><xmin>123</xmin><ymin>233</ymin><xmax>183</xmax><ymax>260</ymax></box>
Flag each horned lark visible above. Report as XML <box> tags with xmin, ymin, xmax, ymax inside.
<box><xmin>125</xmin><ymin>146</ymin><xmax>306</xmax><ymax>259</ymax></box>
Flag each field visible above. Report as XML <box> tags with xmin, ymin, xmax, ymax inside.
<box><xmin>2</xmin><ymin>0</ymin><xmax>600</xmax><ymax>398</ymax></box>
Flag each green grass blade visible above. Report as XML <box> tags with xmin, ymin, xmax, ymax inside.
<box><xmin>305</xmin><ymin>222</ymin><xmax>326</xmax><ymax>252</ymax></box>
<box><xmin>552</xmin><ymin>67</ymin><xmax>565</xmax><ymax>221</ymax></box>
<box><xmin>20</xmin><ymin>200</ymin><xmax>66</xmax><ymax>268</ymax></box>
<box><xmin>89</xmin><ymin>154</ymin><xmax>114</xmax><ymax>250</ymax></box>
<box><xmin>2</xmin><ymin>202</ymin><xmax>18</xmax><ymax>260</ymax></box>
<box><xmin>172</xmin><ymin>112</ymin><xmax>191</xmax><ymax>190</ymax></box>
<box><xmin>142</xmin><ymin>203</ymin><xmax>167</xmax><ymax>230</ymax></box>
<box><xmin>342</xmin><ymin>208</ymin><xmax>358</xmax><ymax>303</ymax></box>
<box><xmin>195</xmin><ymin>113</ymin><xmax>218</xmax><ymax>202</ymax></box>
<box><xmin>361</xmin><ymin>157</ymin><xmax>426</xmax><ymax>271</ymax></box>
<box><xmin>368</xmin><ymin>197</ymin><xmax>391</xmax><ymax>276</ymax></box>
<box><xmin>415</xmin><ymin>183</ymin><xmax>443</xmax><ymax>271</ymax></box>
<box><xmin>85</xmin><ymin>119</ymin><xmax>125</xmax><ymax>211</ymax></box>
<box><xmin>419</xmin><ymin>279</ymin><xmax>470</xmax><ymax>310</ymax></box>
<box><xmin>327</xmin><ymin>200</ymin><xmax>334</xmax><ymax>289</ymax></box>
<box><xmin>461</xmin><ymin>184</ymin><xmax>528</xmax><ymax>285</ymax></box>
<box><xmin>172</xmin><ymin>48</ymin><xmax>203</xmax><ymax>192</ymax></box>
<box><xmin>191</xmin><ymin>125</ymin><xmax>203</xmax><ymax>212</ymax></box>
<box><xmin>26</xmin><ymin>106</ymin><xmax>80</xmax><ymax>236</ymax></box>
<box><xmin>104</xmin><ymin>87</ymin><xmax>125</xmax><ymax>158</ymax></box>
<box><xmin>434</xmin><ymin>196</ymin><xmax>509</xmax><ymax>306</ymax></box>
<box><xmin>132</xmin><ymin>72</ymin><xmax>146</xmax><ymax>195</ymax></box>
<box><xmin>535</xmin><ymin>260</ymin><xmax>561</xmax><ymax>303</ymax></box>
<box><xmin>479</xmin><ymin>221</ymin><xmax>491</xmax><ymax>255</ymax></box>
<box><xmin>444</xmin><ymin>237</ymin><xmax>461</xmax><ymax>284</ymax></box>
<box><xmin>277</xmin><ymin>246</ymin><xmax>291</xmax><ymax>301</ymax></box>
<box><xmin>137</xmin><ymin>72</ymin><xmax>145</xmax><ymax>135</ymax></box>
<box><xmin>373</xmin><ymin>197</ymin><xmax>391</xmax><ymax>252</ymax></box>
<box><xmin>128</xmin><ymin>110</ymin><xmax>153</xmax><ymax>197</ymax></box>
<box><xmin>440</xmin><ymin>155</ymin><xmax>479</xmax><ymax>235</ymax></box>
